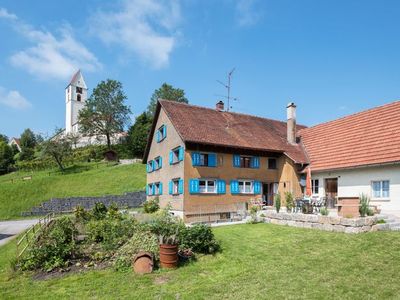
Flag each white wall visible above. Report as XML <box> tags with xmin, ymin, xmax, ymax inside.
<box><xmin>312</xmin><ymin>164</ymin><xmax>400</xmax><ymax>212</ymax></box>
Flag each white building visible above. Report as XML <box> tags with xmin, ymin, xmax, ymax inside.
<box><xmin>299</xmin><ymin>101</ymin><xmax>400</xmax><ymax>214</ymax></box>
<box><xmin>65</xmin><ymin>70</ymin><xmax>87</xmax><ymax>134</ymax></box>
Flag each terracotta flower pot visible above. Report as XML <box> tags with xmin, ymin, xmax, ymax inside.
<box><xmin>159</xmin><ymin>244</ymin><xmax>178</xmax><ymax>269</ymax></box>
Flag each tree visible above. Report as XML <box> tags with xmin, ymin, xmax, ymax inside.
<box><xmin>19</xmin><ymin>128</ymin><xmax>36</xmax><ymax>161</ymax></box>
<box><xmin>78</xmin><ymin>79</ymin><xmax>131</xmax><ymax>150</ymax></box>
<box><xmin>127</xmin><ymin>112</ymin><xmax>153</xmax><ymax>158</ymax></box>
<box><xmin>147</xmin><ymin>83</ymin><xmax>188</xmax><ymax>117</ymax></box>
<box><xmin>0</xmin><ymin>134</ymin><xmax>8</xmax><ymax>144</ymax></box>
<box><xmin>41</xmin><ymin>132</ymin><xmax>72</xmax><ymax>171</ymax></box>
<box><xmin>0</xmin><ymin>141</ymin><xmax>14</xmax><ymax>174</ymax></box>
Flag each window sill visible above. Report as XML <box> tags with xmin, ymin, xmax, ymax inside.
<box><xmin>371</xmin><ymin>198</ymin><xmax>390</xmax><ymax>202</ymax></box>
<box><xmin>157</xmin><ymin>138</ymin><xmax>166</xmax><ymax>143</ymax></box>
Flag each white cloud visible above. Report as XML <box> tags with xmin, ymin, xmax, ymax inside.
<box><xmin>0</xmin><ymin>8</ymin><xmax>101</xmax><ymax>80</ymax></box>
<box><xmin>0</xmin><ymin>87</ymin><xmax>31</xmax><ymax>109</ymax></box>
<box><xmin>235</xmin><ymin>0</ymin><xmax>263</xmax><ymax>27</ymax></box>
<box><xmin>90</xmin><ymin>0</ymin><xmax>181</xmax><ymax>69</ymax></box>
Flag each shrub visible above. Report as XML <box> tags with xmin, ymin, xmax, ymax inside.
<box><xmin>367</xmin><ymin>208</ymin><xmax>375</xmax><ymax>216</ymax></box>
<box><xmin>320</xmin><ymin>207</ymin><xmax>329</xmax><ymax>216</ymax></box>
<box><xmin>143</xmin><ymin>197</ymin><xmax>160</xmax><ymax>213</ymax></box>
<box><xmin>179</xmin><ymin>224</ymin><xmax>220</xmax><ymax>254</ymax></box>
<box><xmin>92</xmin><ymin>202</ymin><xmax>108</xmax><ymax>220</ymax></box>
<box><xmin>377</xmin><ymin>219</ymin><xmax>386</xmax><ymax>224</ymax></box>
<box><xmin>275</xmin><ymin>194</ymin><xmax>281</xmax><ymax>213</ymax></box>
<box><xmin>86</xmin><ymin>217</ymin><xmax>137</xmax><ymax>250</ymax></box>
<box><xmin>19</xmin><ymin>216</ymin><xmax>78</xmax><ymax>271</ymax></box>
<box><xmin>74</xmin><ymin>205</ymin><xmax>90</xmax><ymax>222</ymax></box>
<box><xmin>359</xmin><ymin>193</ymin><xmax>370</xmax><ymax>217</ymax></box>
<box><xmin>285</xmin><ymin>192</ymin><xmax>294</xmax><ymax>213</ymax></box>
<box><xmin>113</xmin><ymin>229</ymin><xmax>159</xmax><ymax>271</ymax></box>
<box><xmin>148</xmin><ymin>208</ymin><xmax>185</xmax><ymax>244</ymax></box>
<box><xmin>107</xmin><ymin>203</ymin><xmax>122</xmax><ymax>220</ymax></box>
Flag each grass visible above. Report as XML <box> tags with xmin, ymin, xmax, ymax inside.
<box><xmin>0</xmin><ymin>162</ymin><xmax>146</xmax><ymax>220</ymax></box>
<box><xmin>1</xmin><ymin>223</ymin><xmax>400</xmax><ymax>299</ymax></box>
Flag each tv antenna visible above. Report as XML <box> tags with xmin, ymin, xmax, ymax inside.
<box><xmin>217</xmin><ymin>68</ymin><xmax>238</xmax><ymax>112</ymax></box>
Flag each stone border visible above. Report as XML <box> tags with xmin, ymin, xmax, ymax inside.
<box><xmin>260</xmin><ymin>210</ymin><xmax>379</xmax><ymax>233</ymax></box>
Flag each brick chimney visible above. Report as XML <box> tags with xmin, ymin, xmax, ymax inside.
<box><xmin>216</xmin><ymin>100</ymin><xmax>224</xmax><ymax>112</ymax></box>
<box><xmin>287</xmin><ymin>102</ymin><xmax>297</xmax><ymax>144</ymax></box>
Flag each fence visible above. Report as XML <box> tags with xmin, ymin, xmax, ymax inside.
<box><xmin>16</xmin><ymin>213</ymin><xmax>55</xmax><ymax>260</ymax></box>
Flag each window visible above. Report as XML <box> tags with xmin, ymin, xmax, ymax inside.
<box><xmin>240</xmin><ymin>156</ymin><xmax>252</xmax><ymax>168</ymax></box>
<box><xmin>76</xmin><ymin>87</ymin><xmax>83</xmax><ymax>94</ymax></box>
<box><xmin>147</xmin><ymin>183</ymin><xmax>153</xmax><ymax>196</ymax></box>
<box><xmin>154</xmin><ymin>182</ymin><xmax>161</xmax><ymax>195</ymax></box>
<box><xmin>233</xmin><ymin>155</ymin><xmax>259</xmax><ymax>168</ymax></box>
<box><xmin>238</xmin><ymin>180</ymin><xmax>253</xmax><ymax>194</ymax></box>
<box><xmin>311</xmin><ymin>179</ymin><xmax>319</xmax><ymax>194</ymax></box>
<box><xmin>77</xmin><ymin>94</ymin><xmax>81</xmax><ymax>102</ymax></box>
<box><xmin>372</xmin><ymin>180</ymin><xmax>390</xmax><ymax>198</ymax></box>
<box><xmin>173</xmin><ymin>179</ymin><xmax>179</xmax><ymax>194</ymax></box>
<box><xmin>199</xmin><ymin>179</ymin><xmax>216</xmax><ymax>193</ymax></box>
<box><xmin>170</xmin><ymin>146</ymin><xmax>183</xmax><ymax>164</ymax></box>
<box><xmin>268</xmin><ymin>158</ymin><xmax>277</xmax><ymax>169</ymax></box>
<box><xmin>156</xmin><ymin>125</ymin><xmax>167</xmax><ymax>142</ymax></box>
<box><xmin>192</xmin><ymin>152</ymin><xmax>217</xmax><ymax>167</ymax></box>
<box><xmin>153</xmin><ymin>156</ymin><xmax>162</xmax><ymax>170</ymax></box>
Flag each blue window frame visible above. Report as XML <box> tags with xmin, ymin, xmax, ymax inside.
<box><xmin>170</xmin><ymin>146</ymin><xmax>184</xmax><ymax>165</ymax></box>
<box><xmin>153</xmin><ymin>156</ymin><xmax>162</xmax><ymax>170</ymax></box>
<box><xmin>169</xmin><ymin>178</ymin><xmax>183</xmax><ymax>195</ymax></box>
<box><xmin>232</xmin><ymin>155</ymin><xmax>260</xmax><ymax>168</ymax></box>
<box><xmin>189</xmin><ymin>179</ymin><xmax>226</xmax><ymax>194</ymax></box>
<box><xmin>156</xmin><ymin>125</ymin><xmax>167</xmax><ymax>143</ymax></box>
<box><xmin>192</xmin><ymin>152</ymin><xmax>217</xmax><ymax>167</ymax></box>
<box><xmin>230</xmin><ymin>180</ymin><xmax>261</xmax><ymax>194</ymax></box>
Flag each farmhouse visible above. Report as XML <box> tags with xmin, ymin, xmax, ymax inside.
<box><xmin>144</xmin><ymin>99</ymin><xmax>400</xmax><ymax>222</ymax></box>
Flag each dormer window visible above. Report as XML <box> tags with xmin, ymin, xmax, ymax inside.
<box><xmin>76</xmin><ymin>87</ymin><xmax>83</xmax><ymax>94</ymax></box>
<box><xmin>77</xmin><ymin>94</ymin><xmax>81</xmax><ymax>102</ymax></box>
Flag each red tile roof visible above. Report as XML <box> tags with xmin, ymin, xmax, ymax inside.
<box><xmin>299</xmin><ymin>101</ymin><xmax>400</xmax><ymax>171</ymax></box>
<box><xmin>146</xmin><ymin>100</ymin><xmax>308</xmax><ymax>164</ymax></box>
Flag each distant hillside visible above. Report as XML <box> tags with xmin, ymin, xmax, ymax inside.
<box><xmin>0</xmin><ymin>163</ymin><xmax>146</xmax><ymax>220</ymax></box>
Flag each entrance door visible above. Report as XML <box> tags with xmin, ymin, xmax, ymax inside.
<box><xmin>325</xmin><ymin>178</ymin><xmax>338</xmax><ymax>208</ymax></box>
<box><xmin>262</xmin><ymin>183</ymin><xmax>269</xmax><ymax>206</ymax></box>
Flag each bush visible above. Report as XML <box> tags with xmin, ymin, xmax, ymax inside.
<box><xmin>359</xmin><ymin>193</ymin><xmax>370</xmax><ymax>217</ymax></box>
<box><xmin>143</xmin><ymin>197</ymin><xmax>160</xmax><ymax>213</ymax></box>
<box><xmin>275</xmin><ymin>194</ymin><xmax>281</xmax><ymax>213</ymax></box>
<box><xmin>148</xmin><ymin>208</ymin><xmax>185</xmax><ymax>244</ymax></box>
<box><xmin>92</xmin><ymin>202</ymin><xmax>108</xmax><ymax>220</ymax></box>
<box><xmin>179</xmin><ymin>224</ymin><xmax>220</xmax><ymax>254</ymax></box>
<box><xmin>19</xmin><ymin>216</ymin><xmax>78</xmax><ymax>271</ymax></box>
<box><xmin>74</xmin><ymin>205</ymin><xmax>90</xmax><ymax>222</ymax></box>
<box><xmin>86</xmin><ymin>218</ymin><xmax>137</xmax><ymax>250</ymax></box>
<box><xmin>285</xmin><ymin>192</ymin><xmax>294</xmax><ymax>213</ymax></box>
<box><xmin>113</xmin><ymin>229</ymin><xmax>159</xmax><ymax>271</ymax></box>
<box><xmin>320</xmin><ymin>207</ymin><xmax>329</xmax><ymax>216</ymax></box>
<box><xmin>367</xmin><ymin>208</ymin><xmax>375</xmax><ymax>216</ymax></box>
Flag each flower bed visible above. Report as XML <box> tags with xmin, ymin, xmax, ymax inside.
<box><xmin>261</xmin><ymin>210</ymin><xmax>379</xmax><ymax>233</ymax></box>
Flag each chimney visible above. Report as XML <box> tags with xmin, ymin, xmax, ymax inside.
<box><xmin>216</xmin><ymin>100</ymin><xmax>224</xmax><ymax>112</ymax></box>
<box><xmin>286</xmin><ymin>102</ymin><xmax>297</xmax><ymax>144</ymax></box>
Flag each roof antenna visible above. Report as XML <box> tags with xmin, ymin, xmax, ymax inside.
<box><xmin>217</xmin><ymin>68</ymin><xmax>238</xmax><ymax>112</ymax></box>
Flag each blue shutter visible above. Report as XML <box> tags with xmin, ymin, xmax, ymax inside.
<box><xmin>178</xmin><ymin>146</ymin><xmax>184</xmax><ymax>161</ymax></box>
<box><xmin>159</xmin><ymin>182</ymin><xmax>163</xmax><ymax>195</ymax></box>
<box><xmin>189</xmin><ymin>179</ymin><xmax>200</xmax><ymax>194</ymax></box>
<box><xmin>169</xmin><ymin>181</ymin><xmax>173</xmax><ymax>195</ymax></box>
<box><xmin>152</xmin><ymin>183</ymin><xmax>155</xmax><ymax>195</ymax></box>
<box><xmin>163</xmin><ymin>125</ymin><xmax>167</xmax><ymax>139</ymax></box>
<box><xmin>208</xmin><ymin>153</ymin><xmax>217</xmax><ymax>167</ymax></box>
<box><xmin>251</xmin><ymin>157</ymin><xmax>260</xmax><ymax>168</ymax></box>
<box><xmin>146</xmin><ymin>184</ymin><xmax>149</xmax><ymax>195</ymax></box>
<box><xmin>192</xmin><ymin>152</ymin><xmax>200</xmax><ymax>166</ymax></box>
<box><xmin>217</xmin><ymin>180</ymin><xmax>226</xmax><ymax>194</ymax></box>
<box><xmin>254</xmin><ymin>181</ymin><xmax>261</xmax><ymax>194</ymax></box>
<box><xmin>178</xmin><ymin>179</ymin><xmax>184</xmax><ymax>194</ymax></box>
<box><xmin>230</xmin><ymin>180</ymin><xmax>239</xmax><ymax>194</ymax></box>
<box><xmin>233</xmin><ymin>155</ymin><xmax>241</xmax><ymax>167</ymax></box>
<box><xmin>159</xmin><ymin>157</ymin><xmax>162</xmax><ymax>169</ymax></box>
<box><xmin>151</xmin><ymin>160</ymin><xmax>155</xmax><ymax>171</ymax></box>
<box><xmin>169</xmin><ymin>151</ymin><xmax>173</xmax><ymax>165</ymax></box>
<box><xmin>146</xmin><ymin>163</ymin><xmax>150</xmax><ymax>173</ymax></box>
<box><xmin>156</xmin><ymin>130</ymin><xmax>160</xmax><ymax>143</ymax></box>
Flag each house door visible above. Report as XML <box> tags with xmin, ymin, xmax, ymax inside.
<box><xmin>262</xmin><ymin>183</ymin><xmax>269</xmax><ymax>206</ymax></box>
<box><xmin>325</xmin><ymin>178</ymin><xmax>338</xmax><ymax>208</ymax></box>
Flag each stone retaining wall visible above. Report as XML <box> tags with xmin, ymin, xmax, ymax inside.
<box><xmin>261</xmin><ymin>210</ymin><xmax>379</xmax><ymax>233</ymax></box>
<box><xmin>21</xmin><ymin>191</ymin><xmax>146</xmax><ymax>216</ymax></box>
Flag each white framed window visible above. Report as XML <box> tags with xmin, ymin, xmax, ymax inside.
<box><xmin>199</xmin><ymin>179</ymin><xmax>216</xmax><ymax>193</ymax></box>
<box><xmin>311</xmin><ymin>179</ymin><xmax>319</xmax><ymax>194</ymax></box>
<box><xmin>172</xmin><ymin>179</ymin><xmax>180</xmax><ymax>195</ymax></box>
<box><xmin>157</xmin><ymin>125</ymin><xmax>166</xmax><ymax>142</ymax></box>
<box><xmin>238</xmin><ymin>180</ymin><xmax>253</xmax><ymax>194</ymax></box>
<box><xmin>154</xmin><ymin>182</ymin><xmax>160</xmax><ymax>195</ymax></box>
<box><xmin>147</xmin><ymin>183</ymin><xmax>153</xmax><ymax>196</ymax></box>
<box><xmin>371</xmin><ymin>180</ymin><xmax>390</xmax><ymax>199</ymax></box>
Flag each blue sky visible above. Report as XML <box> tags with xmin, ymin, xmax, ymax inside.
<box><xmin>1</xmin><ymin>0</ymin><xmax>400</xmax><ymax>138</ymax></box>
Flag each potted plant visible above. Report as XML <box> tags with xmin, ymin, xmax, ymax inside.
<box><xmin>159</xmin><ymin>233</ymin><xmax>179</xmax><ymax>269</ymax></box>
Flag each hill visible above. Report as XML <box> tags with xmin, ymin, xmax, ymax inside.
<box><xmin>0</xmin><ymin>162</ymin><xmax>146</xmax><ymax>220</ymax></box>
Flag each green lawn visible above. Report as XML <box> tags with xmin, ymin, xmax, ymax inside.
<box><xmin>1</xmin><ymin>223</ymin><xmax>400</xmax><ymax>299</ymax></box>
<box><xmin>0</xmin><ymin>163</ymin><xmax>146</xmax><ymax>220</ymax></box>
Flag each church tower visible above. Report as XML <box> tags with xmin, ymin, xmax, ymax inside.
<box><xmin>65</xmin><ymin>70</ymin><xmax>87</xmax><ymax>134</ymax></box>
